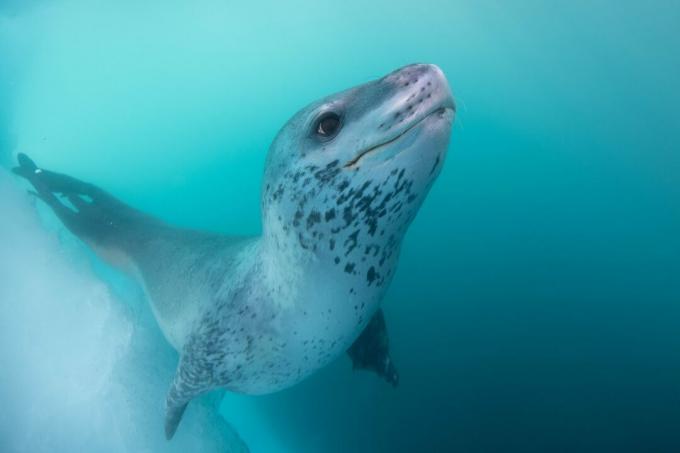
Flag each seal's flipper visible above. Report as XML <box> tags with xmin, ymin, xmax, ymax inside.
<box><xmin>165</xmin><ymin>385</ymin><xmax>189</xmax><ymax>440</ymax></box>
<box><xmin>347</xmin><ymin>309</ymin><xmax>399</xmax><ymax>387</ymax></box>
<box><xmin>164</xmin><ymin>335</ymin><xmax>216</xmax><ymax>440</ymax></box>
<box><xmin>12</xmin><ymin>153</ymin><xmax>162</xmax><ymax>254</ymax></box>
<box><xmin>165</xmin><ymin>360</ymin><xmax>199</xmax><ymax>440</ymax></box>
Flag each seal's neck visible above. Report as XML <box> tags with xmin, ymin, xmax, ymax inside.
<box><xmin>258</xmin><ymin>166</ymin><xmax>420</xmax><ymax>310</ymax></box>
<box><xmin>259</xmin><ymin>213</ymin><xmax>404</xmax><ymax>310</ymax></box>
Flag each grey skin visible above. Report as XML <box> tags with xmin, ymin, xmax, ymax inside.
<box><xmin>13</xmin><ymin>63</ymin><xmax>455</xmax><ymax>439</ymax></box>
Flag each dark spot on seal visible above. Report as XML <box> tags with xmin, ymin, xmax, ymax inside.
<box><xmin>343</xmin><ymin>206</ymin><xmax>356</xmax><ymax>227</ymax></box>
<box><xmin>325</xmin><ymin>208</ymin><xmax>336</xmax><ymax>221</ymax></box>
<box><xmin>367</xmin><ymin>266</ymin><xmax>377</xmax><ymax>285</ymax></box>
<box><xmin>344</xmin><ymin>262</ymin><xmax>355</xmax><ymax>274</ymax></box>
<box><xmin>429</xmin><ymin>155</ymin><xmax>441</xmax><ymax>175</ymax></box>
<box><xmin>366</xmin><ymin>217</ymin><xmax>378</xmax><ymax>236</ymax></box>
<box><xmin>338</xmin><ymin>180</ymin><xmax>350</xmax><ymax>192</ymax></box>
<box><xmin>344</xmin><ymin>230</ymin><xmax>360</xmax><ymax>256</ymax></box>
<box><xmin>293</xmin><ymin>210</ymin><xmax>304</xmax><ymax>227</ymax></box>
<box><xmin>314</xmin><ymin>160</ymin><xmax>340</xmax><ymax>183</ymax></box>
<box><xmin>298</xmin><ymin>232</ymin><xmax>310</xmax><ymax>250</ymax></box>
<box><xmin>306</xmin><ymin>210</ymin><xmax>321</xmax><ymax>229</ymax></box>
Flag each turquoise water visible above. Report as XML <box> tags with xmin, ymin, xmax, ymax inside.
<box><xmin>1</xmin><ymin>1</ymin><xmax>679</xmax><ymax>452</ymax></box>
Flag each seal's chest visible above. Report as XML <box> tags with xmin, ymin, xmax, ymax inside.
<box><xmin>230</xmin><ymin>293</ymin><xmax>379</xmax><ymax>394</ymax></box>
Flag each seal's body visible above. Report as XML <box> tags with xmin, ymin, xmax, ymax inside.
<box><xmin>14</xmin><ymin>63</ymin><xmax>455</xmax><ymax>439</ymax></box>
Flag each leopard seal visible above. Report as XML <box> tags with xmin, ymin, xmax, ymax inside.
<box><xmin>13</xmin><ymin>63</ymin><xmax>455</xmax><ymax>439</ymax></box>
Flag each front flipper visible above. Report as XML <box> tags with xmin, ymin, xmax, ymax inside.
<box><xmin>165</xmin><ymin>360</ymin><xmax>199</xmax><ymax>439</ymax></box>
<box><xmin>164</xmin><ymin>328</ymin><xmax>222</xmax><ymax>440</ymax></box>
<box><xmin>165</xmin><ymin>354</ymin><xmax>210</xmax><ymax>440</ymax></box>
<box><xmin>347</xmin><ymin>309</ymin><xmax>399</xmax><ymax>387</ymax></box>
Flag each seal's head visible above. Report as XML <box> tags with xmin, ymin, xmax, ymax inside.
<box><xmin>262</xmin><ymin>64</ymin><xmax>454</xmax><ymax>282</ymax></box>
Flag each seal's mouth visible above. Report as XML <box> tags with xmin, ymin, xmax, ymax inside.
<box><xmin>343</xmin><ymin>64</ymin><xmax>455</xmax><ymax>169</ymax></box>
<box><xmin>344</xmin><ymin>106</ymin><xmax>454</xmax><ymax>169</ymax></box>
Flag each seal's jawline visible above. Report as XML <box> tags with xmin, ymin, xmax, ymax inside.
<box><xmin>344</xmin><ymin>107</ymin><xmax>451</xmax><ymax>169</ymax></box>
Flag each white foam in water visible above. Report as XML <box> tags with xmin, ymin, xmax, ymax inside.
<box><xmin>0</xmin><ymin>171</ymin><xmax>248</xmax><ymax>452</ymax></box>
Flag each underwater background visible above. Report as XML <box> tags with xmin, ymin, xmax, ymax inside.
<box><xmin>1</xmin><ymin>0</ymin><xmax>679</xmax><ymax>452</ymax></box>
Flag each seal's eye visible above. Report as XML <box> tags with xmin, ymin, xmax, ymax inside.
<box><xmin>315</xmin><ymin>112</ymin><xmax>341</xmax><ymax>139</ymax></box>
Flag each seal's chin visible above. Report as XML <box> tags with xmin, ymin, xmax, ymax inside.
<box><xmin>344</xmin><ymin>106</ymin><xmax>454</xmax><ymax>169</ymax></box>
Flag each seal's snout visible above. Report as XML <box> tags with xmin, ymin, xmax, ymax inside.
<box><xmin>344</xmin><ymin>64</ymin><xmax>455</xmax><ymax>168</ymax></box>
<box><xmin>384</xmin><ymin>63</ymin><xmax>439</xmax><ymax>84</ymax></box>
<box><xmin>377</xmin><ymin>64</ymin><xmax>455</xmax><ymax>133</ymax></box>
<box><xmin>385</xmin><ymin>63</ymin><xmax>455</xmax><ymax>112</ymax></box>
